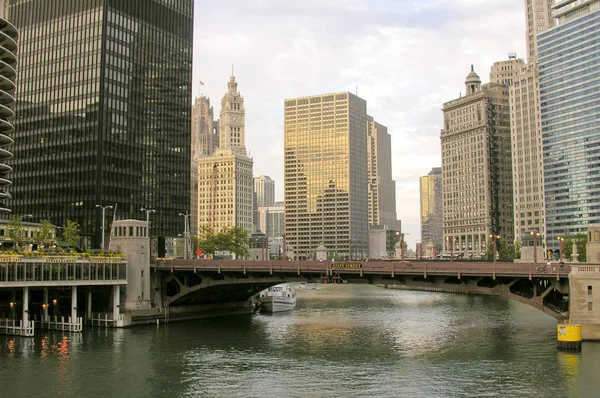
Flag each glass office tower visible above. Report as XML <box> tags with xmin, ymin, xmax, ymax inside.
<box><xmin>9</xmin><ymin>0</ymin><xmax>193</xmax><ymax>248</ymax></box>
<box><xmin>538</xmin><ymin>0</ymin><xmax>600</xmax><ymax>250</ymax></box>
<box><xmin>284</xmin><ymin>92</ymin><xmax>369</xmax><ymax>260</ymax></box>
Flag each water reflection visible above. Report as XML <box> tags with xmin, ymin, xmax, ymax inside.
<box><xmin>0</xmin><ymin>284</ymin><xmax>598</xmax><ymax>397</ymax></box>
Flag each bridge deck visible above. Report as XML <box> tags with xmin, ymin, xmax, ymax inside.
<box><xmin>153</xmin><ymin>259</ymin><xmax>571</xmax><ymax>279</ymax></box>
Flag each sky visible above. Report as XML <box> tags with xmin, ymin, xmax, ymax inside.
<box><xmin>192</xmin><ymin>0</ymin><xmax>527</xmax><ymax>250</ymax></box>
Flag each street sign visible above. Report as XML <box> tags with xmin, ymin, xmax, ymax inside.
<box><xmin>196</xmin><ymin>248</ymin><xmax>203</xmax><ymax>256</ymax></box>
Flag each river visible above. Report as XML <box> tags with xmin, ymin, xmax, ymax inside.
<box><xmin>1</xmin><ymin>284</ymin><xmax>598</xmax><ymax>397</ymax></box>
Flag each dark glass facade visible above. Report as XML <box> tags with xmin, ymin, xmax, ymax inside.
<box><xmin>9</xmin><ymin>0</ymin><xmax>192</xmax><ymax>248</ymax></box>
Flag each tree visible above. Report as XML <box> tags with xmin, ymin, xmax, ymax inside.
<box><xmin>196</xmin><ymin>226</ymin><xmax>218</xmax><ymax>256</ymax></box>
<box><xmin>562</xmin><ymin>234</ymin><xmax>574</xmax><ymax>260</ymax></box>
<box><xmin>62</xmin><ymin>220</ymin><xmax>81</xmax><ymax>250</ymax></box>
<box><xmin>195</xmin><ymin>226</ymin><xmax>250</xmax><ymax>258</ymax></box>
<box><xmin>574</xmin><ymin>233</ymin><xmax>587</xmax><ymax>262</ymax></box>
<box><xmin>6</xmin><ymin>216</ymin><xmax>26</xmax><ymax>250</ymax></box>
<box><xmin>226</xmin><ymin>226</ymin><xmax>249</xmax><ymax>258</ymax></box>
<box><xmin>514</xmin><ymin>239</ymin><xmax>522</xmax><ymax>259</ymax></box>
<box><xmin>35</xmin><ymin>219</ymin><xmax>55</xmax><ymax>248</ymax></box>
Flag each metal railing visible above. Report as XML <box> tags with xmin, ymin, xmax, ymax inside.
<box><xmin>0</xmin><ymin>258</ymin><xmax>127</xmax><ymax>284</ymax></box>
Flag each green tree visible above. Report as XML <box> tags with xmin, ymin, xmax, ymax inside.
<box><xmin>35</xmin><ymin>219</ymin><xmax>55</xmax><ymax>248</ymax></box>
<box><xmin>226</xmin><ymin>226</ymin><xmax>249</xmax><ymax>258</ymax></box>
<box><xmin>561</xmin><ymin>234</ymin><xmax>574</xmax><ymax>260</ymax></box>
<box><xmin>498</xmin><ymin>240</ymin><xmax>515</xmax><ymax>261</ymax></box>
<box><xmin>514</xmin><ymin>239</ymin><xmax>522</xmax><ymax>259</ymax></box>
<box><xmin>196</xmin><ymin>226</ymin><xmax>218</xmax><ymax>256</ymax></box>
<box><xmin>574</xmin><ymin>233</ymin><xmax>587</xmax><ymax>262</ymax></box>
<box><xmin>6</xmin><ymin>216</ymin><xmax>26</xmax><ymax>250</ymax></box>
<box><xmin>62</xmin><ymin>220</ymin><xmax>81</xmax><ymax>250</ymax></box>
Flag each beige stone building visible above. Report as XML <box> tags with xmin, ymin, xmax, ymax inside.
<box><xmin>191</xmin><ymin>96</ymin><xmax>218</xmax><ymax>236</ymax></box>
<box><xmin>525</xmin><ymin>0</ymin><xmax>554</xmax><ymax>62</ymax></box>
<box><xmin>367</xmin><ymin>119</ymin><xmax>400</xmax><ymax>230</ymax></box>
<box><xmin>441</xmin><ymin>67</ymin><xmax>514</xmax><ymax>257</ymax></box>
<box><xmin>284</xmin><ymin>92</ymin><xmax>369</xmax><ymax>260</ymax></box>
<box><xmin>509</xmin><ymin>1</ymin><xmax>554</xmax><ymax>249</ymax></box>
<box><xmin>196</xmin><ymin>75</ymin><xmax>253</xmax><ymax>235</ymax></box>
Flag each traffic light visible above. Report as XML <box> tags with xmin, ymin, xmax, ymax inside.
<box><xmin>547</xmin><ymin>250</ymin><xmax>553</xmax><ymax>260</ymax></box>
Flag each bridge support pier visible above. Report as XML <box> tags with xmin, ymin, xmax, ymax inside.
<box><xmin>87</xmin><ymin>290</ymin><xmax>92</xmax><ymax>320</ymax></box>
<box><xmin>112</xmin><ymin>285</ymin><xmax>120</xmax><ymax>322</ymax></box>
<box><xmin>71</xmin><ymin>286</ymin><xmax>78</xmax><ymax>323</ymax></box>
<box><xmin>22</xmin><ymin>286</ymin><xmax>29</xmax><ymax>326</ymax></box>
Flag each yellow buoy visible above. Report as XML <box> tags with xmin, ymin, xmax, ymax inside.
<box><xmin>557</xmin><ymin>324</ymin><xmax>582</xmax><ymax>351</ymax></box>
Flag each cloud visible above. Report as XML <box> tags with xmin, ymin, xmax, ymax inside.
<box><xmin>192</xmin><ymin>0</ymin><xmax>526</xmax><ymax>248</ymax></box>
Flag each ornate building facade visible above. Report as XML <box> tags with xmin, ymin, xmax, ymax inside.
<box><xmin>441</xmin><ymin>67</ymin><xmax>514</xmax><ymax>257</ymax></box>
<box><xmin>196</xmin><ymin>75</ymin><xmax>253</xmax><ymax>235</ymax></box>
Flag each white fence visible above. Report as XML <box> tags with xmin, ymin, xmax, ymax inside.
<box><xmin>33</xmin><ymin>315</ymin><xmax>83</xmax><ymax>332</ymax></box>
<box><xmin>0</xmin><ymin>318</ymin><xmax>35</xmax><ymax>336</ymax></box>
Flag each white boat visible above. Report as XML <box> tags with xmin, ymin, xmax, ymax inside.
<box><xmin>259</xmin><ymin>284</ymin><xmax>296</xmax><ymax>313</ymax></box>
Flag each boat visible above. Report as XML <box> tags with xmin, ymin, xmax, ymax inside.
<box><xmin>259</xmin><ymin>284</ymin><xmax>296</xmax><ymax>313</ymax></box>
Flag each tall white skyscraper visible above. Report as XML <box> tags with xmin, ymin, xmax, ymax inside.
<box><xmin>254</xmin><ymin>176</ymin><xmax>275</xmax><ymax>208</ymax></box>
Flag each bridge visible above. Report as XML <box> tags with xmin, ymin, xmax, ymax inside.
<box><xmin>152</xmin><ymin>259</ymin><xmax>571</xmax><ymax>320</ymax></box>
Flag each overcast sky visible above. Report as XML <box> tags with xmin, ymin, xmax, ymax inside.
<box><xmin>191</xmin><ymin>0</ymin><xmax>527</xmax><ymax>249</ymax></box>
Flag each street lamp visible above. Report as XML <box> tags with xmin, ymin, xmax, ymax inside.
<box><xmin>489</xmin><ymin>234</ymin><xmax>500</xmax><ymax>263</ymax></box>
<box><xmin>557</xmin><ymin>236</ymin><xmax>565</xmax><ymax>261</ymax></box>
<box><xmin>96</xmin><ymin>205</ymin><xmax>113</xmax><ymax>250</ymax></box>
<box><xmin>179</xmin><ymin>212</ymin><xmax>190</xmax><ymax>260</ymax></box>
<box><xmin>140</xmin><ymin>207</ymin><xmax>156</xmax><ymax>234</ymax></box>
<box><xmin>530</xmin><ymin>230</ymin><xmax>541</xmax><ymax>264</ymax></box>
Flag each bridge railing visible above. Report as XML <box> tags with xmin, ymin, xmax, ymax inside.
<box><xmin>0</xmin><ymin>258</ymin><xmax>128</xmax><ymax>285</ymax></box>
<box><xmin>153</xmin><ymin>259</ymin><xmax>572</xmax><ymax>277</ymax></box>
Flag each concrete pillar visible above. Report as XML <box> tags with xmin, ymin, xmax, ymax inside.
<box><xmin>43</xmin><ymin>288</ymin><xmax>49</xmax><ymax>321</ymax></box>
<box><xmin>112</xmin><ymin>285</ymin><xmax>120</xmax><ymax>321</ymax></box>
<box><xmin>22</xmin><ymin>286</ymin><xmax>29</xmax><ymax>325</ymax></box>
<box><xmin>71</xmin><ymin>286</ymin><xmax>78</xmax><ymax>322</ymax></box>
<box><xmin>87</xmin><ymin>290</ymin><xmax>92</xmax><ymax>319</ymax></box>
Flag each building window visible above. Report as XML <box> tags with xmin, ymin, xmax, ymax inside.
<box><xmin>588</xmin><ymin>286</ymin><xmax>593</xmax><ymax>295</ymax></box>
<box><xmin>588</xmin><ymin>302</ymin><xmax>593</xmax><ymax>311</ymax></box>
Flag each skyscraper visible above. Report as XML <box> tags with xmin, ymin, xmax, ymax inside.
<box><xmin>9</xmin><ymin>0</ymin><xmax>193</xmax><ymax>248</ymax></box>
<box><xmin>538</xmin><ymin>0</ymin><xmax>600</xmax><ymax>250</ymax></box>
<box><xmin>254</xmin><ymin>175</ymin><xmax>275</xmax><ymax>209</ymax></box>
<box><xmin>509</xmin><ymin>0</ymin><xmax>554</xmax><ymax>248</ymax></box>
<box><xmin>524</xmin><ymin>0</ymin><xmax>554</xmax><ymax>62</ymax></box>
<box><xmin>0</xmin><ymin>0</ymin><xmax>17</xmax><ymax>213</ymax></box>
<box><xmin>441</xmin><ymin>67</ymin><xmax>514</xmax><ymax>257</ymax></box>
<box><xmin>367</xmin><ymin>119</ymin><xmax>400</xmax><ymax>229</ymax></box>
<box><xmin>253</xmin><ymin>175</ymin><xmax>275</xmax><ymax>232</ymax></box>
<box><xmin>420</xmin><ymin>167</ymin><xmax>442</xmax><ymax>250</ymax></box>
<box><xmin>284</xmin><ymin>92</ymin><xmax>369</xmax><ymax>260</ymax></box>
<box><xmin>196</xmin><ymin>75</ymin><xmax>253</xmax><ymax>235</ymax></box>
<box><xmin>191</xmin><ymin>96</ymin><xmax>217</xmax><ymax>236</ymax></box>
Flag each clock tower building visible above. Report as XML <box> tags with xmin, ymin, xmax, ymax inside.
<box><xmin>219</xmin><ymin>75</ymin><xmax>246</xmax><ymax>155</ymax></box>
<box><xmin>195</xmin><ymin>74</ymin><xmax>254</xmax><ymax>239</ymax></box>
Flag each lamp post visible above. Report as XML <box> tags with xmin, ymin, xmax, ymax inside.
<box><xmin>557</xmin><ymin>237</ymin><xmax>565</xmax><ymax>261</ymax></box>
<box><xmin>489</xmin><ymin>234</ymin><xmax>500</xmax><ymax>263</ymax></box>
<box><xmin>140</xmin><ymin>207</ymin><xmax>156</xmax><ymax>233</ymax></box>
<box><xmin>179</xmin><ymin>212</ymin><xmax>190</xmax><ymax>260</ymax></box>
<box><xmin>95</xmin><ymin>205</ymin><xmax>113</xmax><ymax>250</ymax></box>
<box><xmin>530</xmin><ymin>230</ymin><xmax>541</xmax><ymax>264</ymax></box>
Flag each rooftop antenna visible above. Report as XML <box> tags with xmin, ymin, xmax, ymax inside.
<box><xmin>232</xmin><ymin>63</ymin><xmax>234</xmax><ymax>76</ymax></box>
